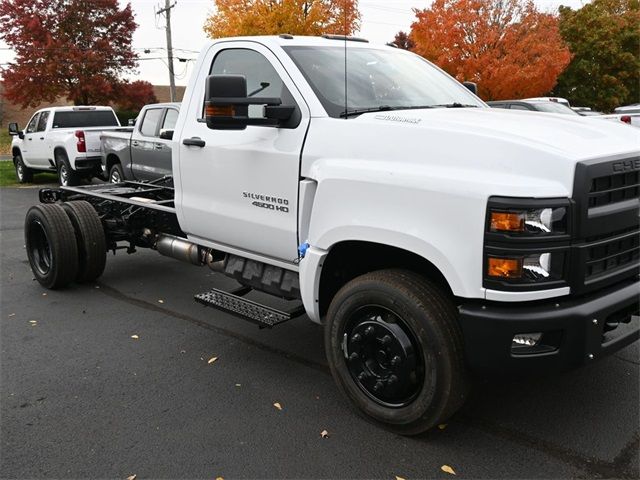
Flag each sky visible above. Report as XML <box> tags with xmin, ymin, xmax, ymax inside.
<box><xmin>1</xmin><ymin>0</ymin><xmax>588</xmax><ymax>87</ymax></box>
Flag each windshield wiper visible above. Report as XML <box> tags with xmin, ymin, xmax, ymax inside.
<box><xmin>339</xmin><ymin>105</ymin><xmax>435</xmax><ymax>118</ymax></box>
<box><xmin>430</xmin><ymin>103</ymin><xmax>479</xmax><ymax>108</ymax></box>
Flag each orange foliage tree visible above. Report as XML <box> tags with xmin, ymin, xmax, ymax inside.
<box><xmin>204</xmin><ymin>0</ymin><xmax>360</xmax><ymax>38</ymax></box>
<box><xmin>409</xmin><ymin>0</ymin><xmax>571</xmax><ymax>100</ymax></box>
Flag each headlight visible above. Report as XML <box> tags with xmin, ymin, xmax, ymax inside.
<box><xmin>486</xmin><ymin>198</ymin><xmax>570</xmax><ymax>239</ymax></box>
<box><xmin>484</xmin><ymin>197</ymin><xmax>571</xmax><ymax>291</ymax></box>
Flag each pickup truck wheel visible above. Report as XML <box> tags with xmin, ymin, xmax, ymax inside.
<box><xmin>62</xmin><ymin>201</ymin><xmax>107</xmax><ymax>283</ymax></box>
<box><xmin>25</xmin><ymin>203</ymin><xmax>79</xmax><ymax>289</ymax></box>
<box><xmin>56</xmin><ymin>151</ymin><xmax>80</xmax><ymax>187</ymax></box>
<box><xmin>325</xmin><ymin>269</ymin><xmax>469</xmax><ymax>435</ymax></box>
<box><xmin>109</xmin><ymin>163</ymin><xmax>124</xmax><ymax>183</ymax></box>
<box><xmin>14</xmin><ymin>153</ymin><xmax>33</xmax><ymax>183</ymax></box>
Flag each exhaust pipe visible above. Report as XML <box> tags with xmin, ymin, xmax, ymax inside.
<box><xmin>155</xmin><ymin>234</ymin><xmax>226</xmax><ymax>271</ymax></box>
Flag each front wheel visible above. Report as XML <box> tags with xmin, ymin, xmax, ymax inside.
<box><xmin>325</xmin><ymin>269</ymin><xmax>469</xmax><ymax>435</ymax></box>
<box><xmin>14</xmin><ymin>153</ymin><xmax>33</xmax><ymax>183</ymax></box>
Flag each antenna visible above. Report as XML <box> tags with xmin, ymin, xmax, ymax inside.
<box><xmin>343</xmin><ymin>0</ymin><xmax>348</xmax><ymax>119</ymax></box>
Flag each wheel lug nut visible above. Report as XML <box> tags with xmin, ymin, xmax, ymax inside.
<box><xmin>350</xmin><ymin>333</ymin><xmax>362</xmax><ymax>343</ymax></box>
<box><xmin>381</xmin><ymin>335</ymin><xmax>392</xmax><ymax>345</ymax></box>
<box><xmin>388</xmin><ymin>375</ymin><xmax>398</xmax><ymax>385</ymax></box>
<box><xmin>364</xmin><ymin>326</ymin><xmax>375</xmax><ymax>336</ymax></box>
<box><xmin>357</xmin><ymin>372</ymin><xmax>367</xmax><ymax>381</ymax></box>
<box><xmin>349</xmin><ymin>352</ymin><xmax>359</xmax><ymax>362</ymax></box>
<box><xmin>373</xmin><ymin>381</ymin><xmax>384</xmax><ymax>391</ymax></box>
<box><xmin>391</xmin><ymin>355</ymin><xmax>402</xmax><ymax>366</ymax></box>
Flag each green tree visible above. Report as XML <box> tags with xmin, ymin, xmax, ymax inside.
<box><xmin>554</xmin><ymin>0</ymin><xmax>640</xmax><ymax>112</ymax></box>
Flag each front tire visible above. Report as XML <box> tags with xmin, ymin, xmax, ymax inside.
<box><xmin>14</xmin><ymin>153</ymin><xmax>33</xmax><ymax>183</ymax></box>
<box><xmin>25</xmin><ymin>203</ymin><xmax>79</xmax><ymax>289</ymax></box>
<box><xmin>325</xmin><ymin>269</ymin><xmax>469</xmax><ymax>435</ymax></box>
<box><xmin>56</xmin><ymin>151</ymin><xmax>80</xmax><ymax>187</ymax></box>
<box><xmin>62</xmin><ymin>201</ymin><xmax>107</xmax><ymax>283</ymax></box>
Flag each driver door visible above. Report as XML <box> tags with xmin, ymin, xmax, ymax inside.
<box><xmin>177</xmin><ymin>42</ymin><xmax>310</xmax><ymax>263</ymax></box>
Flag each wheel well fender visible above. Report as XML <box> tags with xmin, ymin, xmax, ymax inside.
<box><xmin>316</xmin><ymin>240</ymin><xmax>454</xmax><ymax>320</ymax></box>
<box><xmin>106</xmin><ymin>153</ymin><xmax>121</xmax><ymax>171</ymax></box>
<box><xmin>11</xmin><ymin>147</ymin><xmax>21</xmax><ymax>162</ymax></box>
<box><xmin>53</xmin><ymin>147</ymin><xmax>68</xmax><ymax>165</ymax></box>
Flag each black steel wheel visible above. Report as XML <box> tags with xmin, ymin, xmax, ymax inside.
<box><xmin>62</xmin><ymin>201</ymin><xmax>107</xmax><ymax>283</ymax></box>
<box><xmin>25</xmin><ymin>203</ymin><xmax>79</xmax><ymax>289</ymax></box>
<box><xmin>14</xmin><ymin>152</ymin><xmax>33</xmax><ymax>183</ymax></box>
<box><xmin>109</xmin><ymin>163</ymin><xmax>124</xmax><ymax>183</ymax></box>
<box><xmin>325</xmin><ymin>269</ymin><xmax>469</xmax><ymax>435</ymax></box>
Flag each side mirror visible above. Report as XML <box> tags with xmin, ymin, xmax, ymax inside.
<box><xmin>128</xmin><ymin>118</ymin><xmax>136</xmax><ymax>126</ymax></box>
<box><xmin>159</xmin><ymin>129</ymin><xmax>174</xmax><ymax>140</ymax></box>
<box><xmin>463</xmin><ymin>81</ymin><xmax>478</xmax><ymax>96</ymax></box>
<box><xmin>204</xmin><ymin>74</ymin><xmax>295</xmax><ymax>130</ymax></box>
<box><xmin>8</xmin><ymin>122</ymin><xmax>23</xmax><ymax>139</ymax></box>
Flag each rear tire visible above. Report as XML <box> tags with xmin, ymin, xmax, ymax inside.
<box><xmin>62</xmin><ymin>201</ymin><xmax>107</xmax><ymax>283</ymax></box>
<box><xmin>325</xmin><ymin>269</ymin><xmax>469</xmax><ymax>435</ymax></box>
<box><xmin>14</xmin><ymin>153</ymin><xmax>33</xmax><ymax>183</ymax></box>
<box><xmin>25</xmin><ymin>203</ymin><xmax>79</xmax><ymax>289</ymax></box>
<box><xmin>109</xmin><ymin>163</ymin><xmax>124</xmax><ymax>183</ymax></box>
<box><xmin>56</xmin><ymin>150</ymin><xmax>80</xmax><ymax>187</ymax></box>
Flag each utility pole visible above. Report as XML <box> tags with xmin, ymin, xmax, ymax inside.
<box><xmin>157</xmin><ymin>0</ymin><xmax>177</xmax><ymax>102</ymax></box>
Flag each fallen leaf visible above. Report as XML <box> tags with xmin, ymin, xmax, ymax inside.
<box><xmin>180</xmin><ymin>350</ymin><xmax>186</xmax><ymax>354</ymax></box>
<box><xmin>216</xmin><ymin>477</ymin><xmax>224</xmax><ymax>480</ymax></box>
<box><xmin>42</xmin><ymin>293</ymin><xmax>47</xmax><ymax>296</ymax></box>
<box><xmin>438</xmin><ymin>424</ymin><xmax>447</xmax><ymax>430</ymax></box>
<box><xmin>158</xmin><ymin>299</ymin><xmax>164</xmax><ymax>304</ymax></box>
<box><xmin>8</xmin><ymin>313</ymin><xmax>15</xmax><ymax>317</ymax></box>
<box><xmin>273</xmin><ymin>402</ymin><xmax>282</xmax><ymax>411</ymax></box>
<box><xmin>207</xmin><ymin>356</ymin><xmax>218</xmax><ymax>364</ymax></box>
<box><xmin>29</xmin><ymin>320</ymin><xmax>37</xmax><ymax>324</ymax></box>
<box><xmin>131</xmin><ymin>335</ymin><xmax>139</xmax><ymax>340</ymax></box>
<box><xmin>441</xmin><ymin>465</ymin><xmax>456</xmax><ymax>475</ymax></box>
<box><xmin>395</xmin><ymin>476</ymin><xmax>406</xmax><ymax>480</ymax></box>
<box><xmin>126</xmin><ymin>475</ymin><xmax>136</xmax><ymax>480</ymax></box>
<box><xmin>320</xmin><ymin>429</ymin><xmax>329</xmax><ymax>438</ymax></box>
<box><xmin>235</xmin><ymin>384</ymin><xmax>241</xmax><ymax>387</ymax></box>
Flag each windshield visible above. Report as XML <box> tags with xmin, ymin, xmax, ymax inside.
<box><xmin>283</xmin><ymin>46</ymin><xmax>485</xmax><ymax>118</ymax></box>
<box><xmin>532</xmin><ymin>102</ymin><xmax>579</xmax><ymax>116</ymax></box>
<box><xmin>52</xmin><ymin>110</ymin><xmax>120</xmax><ymax>129</ymax></box>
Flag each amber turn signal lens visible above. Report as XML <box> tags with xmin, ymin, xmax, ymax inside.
<box><xmin>206</xmin><ymin>105</ymin><xmax>234</xmax><ymax>117</ymax></box>
<box><xmin>487</xmin><ymin>257</ymin><xmax>523</xmax><ymax>278</ymax></box>
<box><xmin>490</xmin><ymin>212</ymin><xmax>525</xmax><ymax>232</ymax></box>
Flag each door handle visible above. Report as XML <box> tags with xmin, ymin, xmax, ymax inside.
<box><xmin>183</xmin><ymin>137</ymin><xmax>205</xmax><ymax>147</ymax></box>
<box><xmin>154</xmin><ymin>143</ymin><xmax>164</xmax><ymax>150</ymax></box>
<box><xmin>39</xmin><ymin>137</ymin><xmax>45</xmax><ymax>140</ymax></box>
<box><xmin>132</xmin><ymin>141</ymin><xmax>139</xmax><ymax>147</ymax></box>
<box><xmin>28</xmin><ymin>137</ymin><xmax>33</xmax><ymax>141</ymax></box>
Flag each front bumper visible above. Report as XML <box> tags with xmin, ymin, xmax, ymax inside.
<box><xmin>458</xmin><ymin>278</ymin><xmax>639</xmax><ymax>376</ymax></box>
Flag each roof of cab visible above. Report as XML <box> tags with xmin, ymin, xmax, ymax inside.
<box><xmin>205</xmin><ymin>34</ymin><xmax>395</xmax><ymax>50</ymax></box>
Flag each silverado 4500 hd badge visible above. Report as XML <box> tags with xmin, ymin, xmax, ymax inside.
<box><xmin>243</xmin><ymin>191</ymin><xmax>290</xmax><ymax>213</ymax></box>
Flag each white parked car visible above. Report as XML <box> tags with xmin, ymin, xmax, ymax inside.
<box><xmin>8</xmin><ymin>106</ymin><xmax>121</xmax><ymax>185</ymax></box>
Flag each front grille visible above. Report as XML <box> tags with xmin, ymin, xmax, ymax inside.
<box><xmin>572</xmin><ymin>155</ymin><xmax>640</xmax><ymax>294</ymax></box>
<box><xmin>585</xmin><ymin>231</ymin><xmax>640</xmax><ymax>279</ymax></box>
<box><xmin>588</xmin><ymin>171</ymin><xmax>640</xmax><ymax>208</ymax></box>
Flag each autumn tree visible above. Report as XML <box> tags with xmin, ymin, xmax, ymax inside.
<box><xmin>553</xmin><ymin>0</ymin><xmax>639</xmax><ymax>112</ymax></box>
<box><xmin>0</xmin><ymin>0</ymin><xmax>138</xmax><ymax>108</ymax></box>
<box><xmin>409</xmin><ymin>0</ymin><xmax>571</xmax><ymax>100</ymax></box>
<box><xmin>392</xmin><ymin>31</ymin><xmax>415</xmax><ymax>50</ymax></box>
<box><xmin>115</xmin><ymin>81</ymin><xmax>158</xmax><ymax>112</ymax></box>
<box><xmin>204</xmin><ymin>0</ymin><xmax>360</xmax><ymax>38</ymax></box>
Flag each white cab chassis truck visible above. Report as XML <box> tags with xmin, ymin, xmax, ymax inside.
<box><xmin>24</xmin><ymin>36</ymin><xmax>640</xmax><ymax>434</ymax></box>
<box><xmin>8</xmin><ymin>106</ymin><xmax>121</xmax><ymax>186</ymax></box>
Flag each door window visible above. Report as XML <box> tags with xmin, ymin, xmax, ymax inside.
<box><xmin>36</xmin><ymin>111</ymin><xmax>49</xmax><ymax>132</ymax></box>
<box><xmin>209</xmin><ymin>49</ymin><xmax>292</xmax><ymax>118</ymax></box>
<box><xmin>140</xmin><ymin>108</ymin><xmax>163</xmax><ymax>137</ymax></box>
<box><xmin>510</xmin><ymin>104</ymin><xmax>531</xmax><ymax>111</ymax></box>
<box><xmin>162</xmin><ymin>108</ymin><xmax>179</xmax><ymax>130</ymax></box>
<box><xmin>26</xmin><ymin>113</ymin><xmax>40</xmax><ymax>133</ymax></box>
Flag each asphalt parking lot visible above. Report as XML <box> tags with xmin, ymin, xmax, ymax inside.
<box><xmin>1</xmin><ymin>185</ymin><xmax>638</xmax><ymax>479</ymax></box>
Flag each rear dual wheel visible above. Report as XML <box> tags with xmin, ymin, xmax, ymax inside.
<box><xmin>25</xmin><ymin>201</ymin><xmax>106</xmax><ymax>289</ymax></box>
<box><xmin>325</xmin><ymin>269</ymin><xmax>469</xmax><ymax>435</ymax></box>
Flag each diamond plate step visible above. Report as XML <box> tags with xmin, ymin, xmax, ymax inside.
<box><xmin>194</xmin><ymin>288</ymin><xmax>305</xmax><ymax>328</ymax></box>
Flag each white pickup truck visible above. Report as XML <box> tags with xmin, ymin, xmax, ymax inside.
<box><xmin>23</xmin><ymin>36</ymin><xmax>639</xmax><ymax>434</ymax></box>
<box><xmin>8</xmin><ymin>106</ymin><xmax>121</xmax><ymax>186</ymax></box>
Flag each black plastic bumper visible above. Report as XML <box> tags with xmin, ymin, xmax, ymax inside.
<box><xmin>458</xmin><ymin>279</ymin><xmax>639</xmax><ymax>376</ymax></box>
<box><xmin>74</xmin><ymin>156</ymin><xmax>102</xmax><ymax>171</ymax></box>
